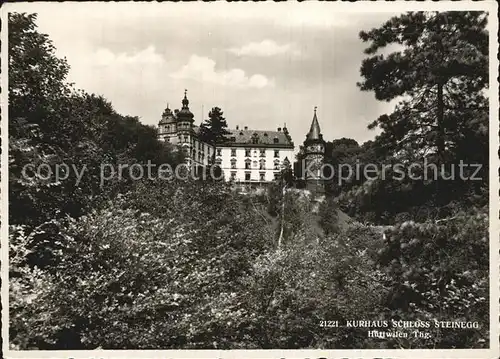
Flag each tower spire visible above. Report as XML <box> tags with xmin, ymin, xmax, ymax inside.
<box><xmin>182</xmin><ymin>89</ymin><xmax>189</xmax><ymax>109</ymax></box>
<box><xmin>307</xmin><ymin>106</ymin><xmax>322</xmax><ymax>141</ymax></box>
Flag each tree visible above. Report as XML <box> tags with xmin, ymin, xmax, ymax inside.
<box><xmin>8</xmin><ymin>13</ymin><xmax>181</xmax><ymax>226</ymax></box>
<box><xmin>9</xmin><ymin>13</ymin><xmax>75</xmax><ymax>143</ymax></box>
<box><xmin>346</xmin><ymin>11</ymin><xmax>489</xmax><ymax>222</ymax></box>
<box><xmin>199</xmin><ymin>107</ymin><xmax>231</xmax><ymax>145</ymax></box>
<box><xmin>358</xmin><ymin>12</ymin><xmax>488</xmax><ymax>165</ymax></box>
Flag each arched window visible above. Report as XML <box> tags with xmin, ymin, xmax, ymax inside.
<box><xmin>231</xmin><ymin>158</ymin><xmax>237</xmax><ymax>169</ymax></box>
<box><xmin>245</xmin><ymin>158</ymin><xmax>251</xmax><ymax>169</ymax></box>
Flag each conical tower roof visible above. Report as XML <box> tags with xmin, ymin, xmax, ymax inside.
<box><xmin>306</xmin><ymin>106</ymin><xmax>323</xmax><ymax>142</ymax></box>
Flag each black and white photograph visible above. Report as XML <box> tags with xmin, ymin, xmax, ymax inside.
<box><xmin>1</xmin><ymin>1</ymin><xmax>499</xmax><ymax>357</ymax></box>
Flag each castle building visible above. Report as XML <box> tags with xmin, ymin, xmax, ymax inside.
<box><xmin>157</xmin><ymin>91</ymin><xmax>295</xmax><ymax>183</ymax></box>
<box><xmin>303</xmin><ymin>107</ymin><xmax>326</xmax><ymax>193</ymax></box>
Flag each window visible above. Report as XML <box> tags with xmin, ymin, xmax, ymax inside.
<box><xmin>231</xmin><ymin>149</ymin><xmax>236</xmax><ymax>157</ymax></box>
<box><xmin>259</xmin><ymin>172</ymin><xmax>265</xmax><ymax>182</ymax></box>
<box><xmin>259</xmin><ymin>160</ymin><xmax>265</xmax><ymax>170</ymax></box>
<box><xmin>274</xmin><ymin>172</ymin><xmax>280</xmax><ymax>180</ymax></box>
<box><xmin>245</xmin><ymin>172</ymin><xmax>251</xmax><ymax>181</ymax></box>
<box><xmin>217</xmin><ymin>148</ymin><xmax>222</xmax><ymax>156</ymax></box>
<box><xmin>245</xmin><ymin>149</ymin><xmax>251</xmax><ymax>157</ymax></box>
<box><xmin>245</xmin><ymin>159</ymin><xmax>251</xmax><ymax>170</ymax></box>
<box><xmin>273</xmin><ymin>137</ymin><xmax>279</xmax><ymax>144</ymax></box>
<box><xmin>184</xmin><ymin>135</ymin><xmax>189</xmax><ymax>143</ymax></box>
<box><xmin>260</xmin><ymin>149</ymin><xmax>265</xmax><ymax>157</ymax></box>
<box><xmin>252</xmin><ymin>133</ymin><xmax>259</xmax><ymax>144</ymax></box>
<box><xmin>231</xmin><ymin>159</ymin><xmax>237</xmax><ymax>169</ymax></box>
<box><xmin>274</xmin><ymin>160</ymin><xmax>280</xmax><ymax>170</ymax></box>
<box><xmin>274</xmin><ymin>150</ymin><xmax>279</xmax><ymax>158</ymax></box>
<box><xmin>230</xmin><ymin>171</ymin><xmax>237</xmax><ymax>181</ymax></box>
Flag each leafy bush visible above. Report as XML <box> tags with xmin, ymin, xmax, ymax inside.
<box><xmin>10</xmin><ymin>180</ymin><xmax>275</xmax><ymax>349</ymax></box>
<box><xmin>377</xmin><ymin>206</ymin><xmax>489</xmax><ymax>348</ymax></box>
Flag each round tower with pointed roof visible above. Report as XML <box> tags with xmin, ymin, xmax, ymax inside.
<box><xmin>303</xmin><ymin>106</ymin><xmax>325</xmax><ymax>193</ymax></box>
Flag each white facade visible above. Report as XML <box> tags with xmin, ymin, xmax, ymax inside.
<box><xmin>216</xmin><ymin>145</ymin><xmax>294</xmax><ymax>183</ymax></box>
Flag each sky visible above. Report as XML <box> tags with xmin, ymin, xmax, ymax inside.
<box><xmin>10</xmin><ymin>2</ymin><xmax>400</xmax><ymax>149</ymax></box>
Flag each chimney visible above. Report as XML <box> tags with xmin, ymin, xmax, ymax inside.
<box><xmin>236</xmin><ymin>125</ymin><xmax>239</xmax><ymax>130</ymax></box>
<box><xmin>277</xmin><ymin>127</ymin><xmax>282</xmax><ymax>132</ymax></box>
<box><xmin>244</xmin><ymin>126</ymin><xmax>248</xmax><ymax>130</ymax></box>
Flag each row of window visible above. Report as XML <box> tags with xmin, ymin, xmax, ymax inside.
<box><xmin>230</xmin><ymin>172</ymin><xmax>281</xmax><ymax>181</ymax></box>
<box><xmin>229</xmin><ymin>159</ymin><xmax>282</xmax><ymax>170</ymax></box>
<box><xmin>162</xmin><ymin>122</ymin><xmax>191</xmax><ymax>133</ymax></box>
<box><xmin>215</xmin><ymin>148</ymin><xmax>281</xmax><ymax>158</ymax></box>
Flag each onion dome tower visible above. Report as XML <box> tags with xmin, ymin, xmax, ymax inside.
<box><xmin>175</xmin><ymin>89</ymin><xmax>195</xmax><ymax>148</ymax></box>
<box><xmin>303</xmin><ymin>106</ymin><xmax>325</xmax><ymax>193</ymax></box>
<box><xmin>177</xmin><ymin>89</ymin><xmax>194</xmax><ymax>124</ymax></box>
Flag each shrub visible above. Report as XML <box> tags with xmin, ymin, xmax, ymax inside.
<box><xmin>377</xmin><ymin>207</ymin><xmax>489</xmax><ymax>348</ymax></box>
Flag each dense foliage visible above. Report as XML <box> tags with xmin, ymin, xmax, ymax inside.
<box><xmin>8</xmin><ymin>11</ymin><xmax>490</xmax><ymax>350</ymax></box>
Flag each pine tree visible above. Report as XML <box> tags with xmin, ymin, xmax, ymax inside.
<box><xmin>357</xmin><ymin>11</ymin><xmax>489</xmax><ymax>211</ymax></box>
<box><xmin>358</xmin><ymin>11</ymin><xmax>488</xmax><ymax>165</ymax></box>
<box><xmin>199</xmin><ymin>107</ymin><xmax>231</xmax><ymax>145</ymax></box>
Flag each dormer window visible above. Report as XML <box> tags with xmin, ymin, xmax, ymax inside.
<box><xmin>251</xmin><ymin>133</ymin><xmax>259</xmax><ymax>144</ymax></box>
<box><xmin>273</xmin><ymin>137</ymin><xmax>279</xmax><ymax>144</ymax></box>
<box><xmin>263</xmin><ymin>133</ymin><xmax>268</xmax><ymax>137</ymax></box>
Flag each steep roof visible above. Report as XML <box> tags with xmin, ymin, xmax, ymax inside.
<box><xmin>306</xmin><ymin>107</ymin><xmax>323</xmax><ymax>142</ymax></box>
<box><xmin>220</xmin><ymin>128</ymin><xmax>294</xmax><ymax>148</ymax></box>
